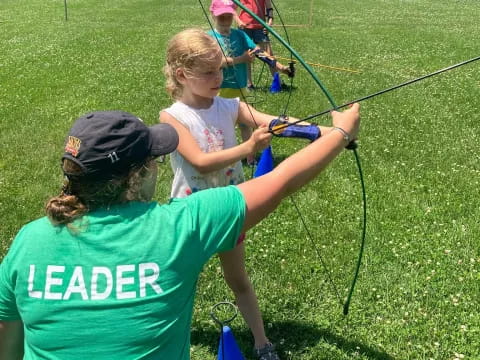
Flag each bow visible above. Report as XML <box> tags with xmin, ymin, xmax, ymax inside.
<box><xmin>197</xmin><ymin>0</ymin><xmax>366</xmax><ymax>315</ymax></box>
<box><xmin>231</xmin><ymin>0</ymin><xmax>367</xmax><ymax>316</ymax></box>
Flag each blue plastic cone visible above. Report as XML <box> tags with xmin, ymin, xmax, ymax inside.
<box><xmin>217</xmin><ymin>326</ymin><xmax>245</xmax><ymax>360</ymax></box>
<box><xmin>269</xmin><ymin>72</ymin><xmax>281</xmax><ymax>93</ymax></box>
<box><xmin>254</xmin><ymin>145</ymin><xmax>274</xmax><ymax>178</ymax></box>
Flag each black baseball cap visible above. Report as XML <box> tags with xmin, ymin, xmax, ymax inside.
<box><xmin>62</xmin><ymin>110</ymin><xmax>178</xmax><ymax>180</ymax></box>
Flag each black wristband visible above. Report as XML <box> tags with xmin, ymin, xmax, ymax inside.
<box><xmin>266</xmin><ymin>8</ymin><xmax>274</xmax><ymax>19</ymax></box>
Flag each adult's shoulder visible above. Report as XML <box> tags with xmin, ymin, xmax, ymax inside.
<box><xmin>178</xmin><ymin>186</ymin><xmax>245</xmax><ymax>221</ymax></box>
<box><xmin>17</xmin><ymin>216</ymin><xmax>53</xmax><ymax>235</ymax></box>
<box><xmin>2</xmin><ymin>216</ymin><xmax>51</xmax><ymax>259</ymax></box>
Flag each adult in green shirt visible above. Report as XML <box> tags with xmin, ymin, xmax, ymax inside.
<box><xmin>0</xmin><ymin>105</ymin><xmax>360</xmax><ymax>359</ymax></box>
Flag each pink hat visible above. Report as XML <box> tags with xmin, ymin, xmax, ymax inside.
<box><xmin>210</xmin><ymin>0</ymin><xmax>237</xmax><ymax>16</ymax></box>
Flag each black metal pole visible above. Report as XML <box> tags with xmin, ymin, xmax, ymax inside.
<box><xmin>64</xmin><ymin>0</ymin><xmax>68</xmax><ymax>21</ymax></box>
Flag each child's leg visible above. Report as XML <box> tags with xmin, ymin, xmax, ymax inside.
<box><xmin>219</xmin><ymin>242</ymin><xmax>269</xmax><ymax>348</ymax></box>
<box><xmin>260</xmin><ymin>41</ymin><xmax>292</xmax><ymax>78</ymax></box>
<box><xmin>275</xmin><ymin>61</ymin><xmax>293</xmax><ymax>77</ymax></box>
<box><xmin>258</xmin><ymin>41</ymin><xmax>277</xmax><ymax>77</ymax></box>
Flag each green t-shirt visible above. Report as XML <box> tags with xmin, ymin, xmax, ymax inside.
<box><xmin>0</xmin><ymin>186</ymin><xmax>245</xmax><ymax>360</ymax></box>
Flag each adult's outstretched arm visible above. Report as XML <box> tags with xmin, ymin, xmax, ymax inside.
<box><xmin>238</xmin><ymin>103</ymin><xmax>360</xmax><ymax>232</ymax></box>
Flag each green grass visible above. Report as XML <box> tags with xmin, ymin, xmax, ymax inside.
<box><xmin>1</xmin><ymin>0</ymin><xmax>479</xmax><ymax>359</ymax></box>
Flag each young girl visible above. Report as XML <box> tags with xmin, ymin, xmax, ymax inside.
<box><xmin>160</xmin><ymin>28</ymin><xmax>331</xmax><ymax>359</ymax></box>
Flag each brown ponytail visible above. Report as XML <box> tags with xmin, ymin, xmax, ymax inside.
<box><xmin>45</xmin><ymin>158</ymin><xmax>156</xmax><ymax>226</ymax></box>
<box><xmin>45</xmin><ymin>160</ymin><xmax>90</xmax><ymax>225</ymax></box>
<box><xmin>45</xmin><ymin>193</ymin><xmax>88</xmax><ymax>226</ymax></box>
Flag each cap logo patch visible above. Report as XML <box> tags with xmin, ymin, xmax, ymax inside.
<box><xmin>107</xmin><ymin>152</ymin><xmax>120</xmax><ymax>163</ymax></box>
<box><xmin>65</xmin><ymin>136</ymin><xmax>81</xmax><ymax>157</ymax></box>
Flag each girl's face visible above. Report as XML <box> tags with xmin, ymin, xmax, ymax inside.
<box><xmin>214</xmin><ymin>13</ymin><xmax>234</xmax><ymax>31</ymax></box>
<box><xmin>179</xmin><ymin>51</ymin><xmax>224</xmax><ymax>104</ymax></box>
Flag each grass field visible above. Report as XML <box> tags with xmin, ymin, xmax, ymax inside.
<box><xmin>1</xmin><ymin>0</ymin><xmax>479</xmax><ymax>359</ymax></box>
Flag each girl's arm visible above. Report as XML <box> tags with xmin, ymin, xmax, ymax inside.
<box><xmin>237</xmin><ymin>101</ymin><xmax>332</xmax><ymax>135</ymax></box>
<box><xmin>238</xmin><ymin>103</ymin><xmax>360</xmax><ymax>232</ymax></box>
<box><xmin>0</xmin><ymin>320</ymin><xmax>24</xmax><ymax>360</ymax></box>
<box><xmin>225</xmin><ymin>34</ymin><xmax>258</xmax><ymax>67</ymax></box>
<box><xmin>160</xmin><ymin>111</ymin><xmax>272</xmax><ymax>174</ymax></box>
<box><xmin>225</xmin><ymin>50</ymin><xmax>255</xmax><ymax>67</ymax></box>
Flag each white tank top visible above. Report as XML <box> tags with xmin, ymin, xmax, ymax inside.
<box><xmin>163</xmin><ymin>97</ymin><xmax>245</xmax><ymax>198</ymax></box>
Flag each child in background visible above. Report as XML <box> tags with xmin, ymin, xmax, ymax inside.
<box><xmin>160</xmin><ymin>28</ymin><xmax>332</xmax><ymax>360</ymax></box>
<box><xmin>208</xmin><ymin>0</ymin><xmax>258</xmax><ymax>165</ymax></box>
<box><xmin>208</xmin><ymin>0</ymin><xmax>292</xmax><ymax>165</ymax></box>
<box><xmin>209</xmin><ymin>0</ymin><xmax>256</xmax><ymax>99</ymax></box>
<box><xmin>236</xmin><ymin>0</ymin><xmax>293</xmax><ymax>89</ymax></box>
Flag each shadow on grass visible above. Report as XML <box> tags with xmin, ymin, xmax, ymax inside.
<box><xmin>192</xmin><ymin>319</ymin><xmax>395</xmax><ymax>360</ymax></box>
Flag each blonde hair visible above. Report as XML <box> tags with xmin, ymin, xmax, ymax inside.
<box><xmin>45</xmin><ymin>158</ymin><xmax>156</xmax><ymax>226</ymax></box>
<box><xmin>164</xmin><ymin>28</ymin><xmax>223</xmax><ymax>99</ymax></box>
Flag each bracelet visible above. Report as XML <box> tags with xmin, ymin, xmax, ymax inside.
<box><xmin>332</xmin><ymin>127</ymin><xmax>350</xmax><ymax>142</ymax></box>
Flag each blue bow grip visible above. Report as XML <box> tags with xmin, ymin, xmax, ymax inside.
<box><xmin>269</xmin><ymin>118</ymin><xmax>321</xmax><ymax>142</ymax></box>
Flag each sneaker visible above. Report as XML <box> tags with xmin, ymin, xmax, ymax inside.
<box><xmin>254</xmin><ymin>343</ymin><xmax>280</xmax><ymax>360</ymax></box>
